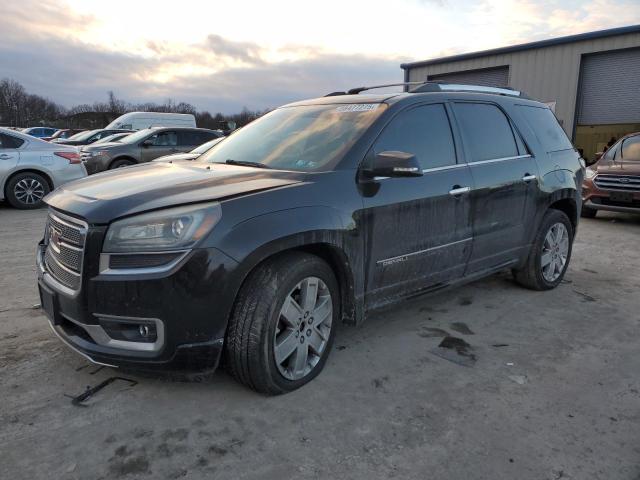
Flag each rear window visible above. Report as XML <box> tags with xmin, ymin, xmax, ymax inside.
<box><xmin>0</xmin><ymin>133</ymin><xmax>24</xmax><ymax>148</ymax></box>
<box><xmin>517</xmin><ymin>106</ymin><xmax>573</xmax><ymax>152</ymax></box>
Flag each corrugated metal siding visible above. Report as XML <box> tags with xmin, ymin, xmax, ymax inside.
<box><xmin>577</xmin><ymin>48</ymin><xmax>640</xmax><ymax>124</ymax></box>
<box><xmin>428</xmin><ymin>66</ymin><xmax>509</xmax><ymax>87</ymax></box>
<box><xmin>406</xmin><ymin>32</ymin><xmax>640</xmax><ymax>138</ymax></box>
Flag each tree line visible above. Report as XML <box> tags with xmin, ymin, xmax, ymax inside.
<box><xmin>0</xmin><ymin>78</ymin><xmax>268</xmax><ymax>131</ymax></box>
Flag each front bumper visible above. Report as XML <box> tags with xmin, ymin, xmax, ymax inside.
<box><xmin>37</xmin><ymin>242</ymin><xmax>240</xmax><ymax>372</ymax></box>
<box><xmin>582</xmin><ymin>178</ymin><xmax>640</xmax><ymax>213</ymax></box>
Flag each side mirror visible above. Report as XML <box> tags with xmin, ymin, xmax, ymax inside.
<box><xmin>364</xmin><ymin>151</ymin><xmax>423</xmax><ymax>178</ymax></box>
<box><xmin>142</xmin><ymin>139</ymin><xmax>154</xmax><ymax>148</ymax></box>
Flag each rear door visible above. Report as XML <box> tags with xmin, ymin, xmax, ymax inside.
<box><xmin>177</xmin><ymin>130</ymin><xmax>215</xmax><ymax>152</ymax></box>
<box><xmin>0</xmin><ymin>133</ymin><xmax>22</xmax><ymax>189</ymax></box>
<box><xmin>451</xmin><ymin>102</ymin><xmax>538</xmax><ymax>273</ymax></box>
<box><xmin>140</xmin><ymin>130</ymin><xmax>179</xmax><ymax>162</ymax></box>
<box><xmin>361</xmin><ymin>103</ymin><xmax>474</xmax><ymax>306</ymax></box>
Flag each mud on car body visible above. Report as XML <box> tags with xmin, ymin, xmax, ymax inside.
<box><xmin>37</xmin><ymin>83</ymin><xmax>584</xmax><ymax>394</ymax></box>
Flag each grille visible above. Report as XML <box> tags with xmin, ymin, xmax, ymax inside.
<box><xmin>44</xmin><ymin>211</ymin><xmax>87</xmax><ymax>290</ymax></box>
<box><xmin>593</xmin><ymin>174</ymin><xmax>640</xmax><ymax>191</ymax></box>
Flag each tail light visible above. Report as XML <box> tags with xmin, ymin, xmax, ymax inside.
<box><xmin>55</xmin><ymin>151</ymin><xmax>81</xmax><ymax>164</ymax></box>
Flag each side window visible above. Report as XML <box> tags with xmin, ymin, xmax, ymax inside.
<box><xmin>372</xmin><ymin>104</ymin><xmax>456</xmax><ymax>170</ymax></box>
<box><xmin>453</xmin><ymin>103</ymin><xmax>519</xmax><ymax>162</ymax></box>
<box><xmin>0</xmin><ymin>133</ymin><xmax>24</xmax><ymax>149</ymax></box>
<box><xmin>621</xmin><ymin>136</ymin><xmax>640</xmax><ymax>161</ymax></box>
<box><xmin>151</xmin><ymin>131</ymin><xmax>178</xmax><ymax>146</ymax></box>
<box><xmin>178</xmin><ymin>131</ymin><xmax>205</xmax><ymax>146</ymax></box>
<box><xmin>516</xmin><ymin>105</ymin><xmax>573</xmax><ymax>152</ymax></box>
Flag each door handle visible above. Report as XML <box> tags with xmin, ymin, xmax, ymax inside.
<box><xmin>449</xmin><ymin>186</ymin><xmax>471</xmax><ymax>196</ymax></box>
<box><xmin>522</xmin><ymin>174</ymin><xmax>537</xmax><ymax>182</ymax></box>
<box><xmin>0</xmin><ymin>154</ymin><xmax>11</xmax><ymax>160</ymax></box>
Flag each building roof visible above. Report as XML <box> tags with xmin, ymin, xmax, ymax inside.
<box><xmin>401</xmin><ymin>24</ymin><xmax>640</xmax><ymax>70</ymax></box>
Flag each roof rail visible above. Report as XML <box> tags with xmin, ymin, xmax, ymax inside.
<box><xmin>324</xmin><ymin>81</ymin><xmax>528</xmax><ymax>98</ymax></box>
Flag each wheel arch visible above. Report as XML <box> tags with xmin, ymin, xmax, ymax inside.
<box><xmin>546</xmin><ymin>188</ymin><xmax>578</xmax><ymax>232</ymax></box>
<box><xmin>4</xmin><ymin>168</ymin><xmax>54</xmax><ymax>197</ymax></box>
<box><xmin>108</xmin><ymin>156</ymin><xmax>137</xmax><ymax>169</ymax></box>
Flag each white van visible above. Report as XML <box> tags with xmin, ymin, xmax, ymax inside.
<box><xmin>105</xmin><ymin>112</ymin><xmax>196</xmax><ymax>131</ymax></box>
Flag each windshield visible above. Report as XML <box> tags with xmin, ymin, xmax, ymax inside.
<box><xmin>199</xmin><ymin>103</ymin><xmax>386</xmax><ymax>171</ymax></box>
<box><xmin>191</xmin><ymin>137</ymin><xmax>224</xmax><ymax>154</ymax></box>
<box><xmin>68</xmin><ymin>129</ymin><xmax>99</xmax><ymax>141</ymax></box>
<box><xmin>121</xmin><ymin>128</ymin><xmax>155</xmax><ymax>144</ymax></box>
<box><xmin>96</xmin><ymin>133</ymin><xmax>128</xmax><ymax>144</ymax></box>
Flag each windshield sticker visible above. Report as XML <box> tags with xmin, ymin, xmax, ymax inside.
<box><xmin>335</xmin><ymin>104</ymin><xmax>380</xmax><ymax>113</ymax></box>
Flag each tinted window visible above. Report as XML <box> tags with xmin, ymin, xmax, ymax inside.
<box><xmin>372</xmin><ymin>104</ymin><xmax>456</xmax><ymax>169</ymax></box>
<box><xmin>151</xmin><ymin>131</ymin><xmax>178</xmax><ymax>146</ymax></box>
<box><xmin>178</xmin><ymin>131</ymin><xmax>215</xmax><ymax>146</ymax></box>
<box><xmin>0</xmin><ymin>133</ymin><xmax>24</xmax><ymax>148</ymax></box>
<box><xmin>454</xmin><ymin>103</ymin><xmax>518</xmax><ymax>162</ymax></box>
<box><xmin>621</xmin><ymin>135</ymin><xmax>640</xmax><ymax>161</ymax></box>
<box><xmin>517</xmin><ymin>105</ymin><xmax>573</xmax><ymax>152</ymax></box>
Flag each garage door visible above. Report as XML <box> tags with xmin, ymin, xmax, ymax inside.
<box><xmin>577</xmin><ymin>48</ymin><xmax>640</xmax><ymax>125</ymax></box>
<box><xmin>428</xmin><ymin>66</ymin><xmax>509</xmax><ymax>87</ymax></box>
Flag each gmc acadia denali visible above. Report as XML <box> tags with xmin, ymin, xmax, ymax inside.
<box><xmin>37</xmin><ymin>83</ymin><xmax>584</xmax><ymax>394</ymax></box>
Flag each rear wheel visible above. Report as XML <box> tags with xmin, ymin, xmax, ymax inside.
<box><xmin>109</xmin><ymin>158</ymin><xmax>135</xmax><ymax>169</ymax></box>
<box><xmin>224</xmin><ymin>252</ymin><xmax>338</xmax><ymax>394</ymax></box>
<box><xmin>5</xmin><ymin>172</ymin><xmax>50</xmax><ymax>209</ymax></box>
<box><xmin>513</xmin><ymin>209</ymin><xmax>573</xmax><ymax>290</ymax></box>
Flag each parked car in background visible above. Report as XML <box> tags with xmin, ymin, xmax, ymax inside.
<box><xmin>42</xmin><ymin>129</ymin><xmax>86</xmax><ymax>142</ymax></box>
<box><xmin>22</xmin><ymin>127</ymin><xmax>58</xmax><ymax>138</ymax></box>
<box><xmin>37</xmin><ymin>83</ymin><xmax>583</xmax><ymax>393</ymax></box>
<box><xmin>92</xmin><ymin>132</ymin><xmax>131</xmax><ymax>144</ymax></box>
<box><xmin>152</xmin><ymin>136</ymin><xmax>225</xmax><ymax>163</ymax></box>
<box><xmin>105</xmin><ymin>112</ymin><xmax>197</xmax><ymax>130</ymax></box>
<box><xmin>53</xmin><ymin>128</ymin><xmax>134</xmax><ymax>146</ymax></box>
<box><xmin>81</xmin><ymin>127</ymin><xmax>221</xmax><ymax>173</ymax></box>
<box><xmin>0</xmin><ymin>127</ymin><xmax>85</xmax><ymax>209</ymax></box>
<box><xmin>582</xmin><ymin>131</ymin><xmax>640</xmax><ymax>217</ymax></box>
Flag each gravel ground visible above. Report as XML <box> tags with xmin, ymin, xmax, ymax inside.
<box><xmin>1</xmin><ymin>203</ymin><xmax>639</xmax><ymax>480</ymax></box>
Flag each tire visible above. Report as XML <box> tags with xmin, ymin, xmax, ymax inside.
<box><xmin>581</xmin><ymin>206</ymin><xmax>597</xmax><ymax>218</ymax></box>
<box><xmin>5</xmin><ymin>172</ymin><xmax>50</xmax><ymax>209</ymax></box>
<box><xmin>109</xmin><ymin>158</ymin><xmax>135</xmax><ymax>169</ymax></box>
<box><xmin>224</xmin><ymin>252</ymin><xmax>339</xmax><ymax>395</ymax></box>
<box><xmin>513</xmin><ymin>209</ymin><xmax>574</xmax><ymax>291</ymax></box>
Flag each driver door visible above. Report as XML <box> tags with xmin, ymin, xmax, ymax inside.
<box><xmin>359</xmin><ymin>103</ymin><xmax>474</xmax><ymax>307</ymax></box>
<box><xmin>140</xmin><ymin>130</ymin><xmax>179</xmax><ymax>162</ymax></box>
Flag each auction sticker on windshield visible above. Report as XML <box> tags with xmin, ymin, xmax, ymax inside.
<box><xmin>335</xmin><ymin>104</ymin><xmax>380</xmax><ymax>112</ymax></box>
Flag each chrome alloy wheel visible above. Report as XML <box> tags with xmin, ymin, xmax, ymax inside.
<box><xmin>541</xmin><ymin>222</ymin><xmax>569</xmax><ymax>282</ymax></box>
<box><xmin>14</xmin><ymin>178</ymin><xmax>46</xmax><ymax>205</ymax></box>
<box><xmin>273</xmin><ymin>276</ymin><xmax>332</xmax><ymax>381</ymax></box>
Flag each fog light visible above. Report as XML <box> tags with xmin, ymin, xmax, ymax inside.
<box><xmin>99</xmin><ymin>317</ymin><xmax>158</xmax><ymax>343</ymax></box>
<box><xmin>139</xmin><ymin>324</ymin><xmax>151</xmax><ymax>338</ymax></box>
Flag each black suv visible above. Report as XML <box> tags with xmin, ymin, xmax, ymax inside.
<box><xmin>37</xmin><ymin>83</ymin><xmax>583</xmax><ymax>394</ymax></box>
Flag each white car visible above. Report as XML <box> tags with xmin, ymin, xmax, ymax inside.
<box><xmin>0</xmin><ymin>127</ymin><xmax>87</xmax><ymax>209</ymax></box>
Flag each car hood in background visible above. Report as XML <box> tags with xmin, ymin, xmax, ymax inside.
<box><xmin>153</xmin><ymin>152</ymin><xmax>200</xmax><ymax>163</ymax></box>
<box><xmin>81</xmin><ymin>142</ymin><xmax>126</xmax><ymax>151</ymax></box>
<box><xmin>592</xmin><ymin>159</ymin><xmax>640</xmax><ymax>176</ymax></box>
<box><xmin>45</xmin><ymin>161</ymin><xmax>304</xmax><ymax>224</ymax></box>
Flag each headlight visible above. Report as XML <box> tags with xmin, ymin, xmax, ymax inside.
<box><xmin>103</xmin><ymin>203</ymin><xmax>222</xmax><ymax>253</ymax></box>
<box><xmin>585</xmin><ymin>167</ymin><xmax>596</xmax><ymax>179</ymax></box>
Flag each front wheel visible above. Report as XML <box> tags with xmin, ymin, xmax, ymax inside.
<box><xmin>109</xmin><ymin>158</ymin><xmax>135</xmax><ymax>169</ymax></box>
<box><xmin>224</xmin><ymin>252</ymin><xmax>339</xmax><ymax>394</ymax></box>
<box><xmin>513</xmin><ymin>209</ymin><xmax>574</xmax><ymax>290</ymax></box>
<box><xmin>581</xmin><ymin>206</ymin><xmax>597</xmax><ymax>218</ymax></box>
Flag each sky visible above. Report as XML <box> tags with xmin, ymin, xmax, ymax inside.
<box><xmin>1</xmin><ymin>0</ymin><xmax>639</xmax><ymax>114</ymax></box>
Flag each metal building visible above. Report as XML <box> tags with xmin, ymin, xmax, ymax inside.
<box><xmin>401</xmin><ymin>25</ymin><xmax>640</xmax><ymax>162</ymax></box>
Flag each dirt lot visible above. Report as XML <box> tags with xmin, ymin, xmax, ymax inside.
<box><xmin>1</xmin><ymin>203</ymin><xmax>639</xmax><ymax>480</ymax></box>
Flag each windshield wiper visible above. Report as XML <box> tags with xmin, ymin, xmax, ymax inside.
<box><xmin>225</xmin><ymin>159</ymin><xmax>271</xmax><ymax>169</ymax></box>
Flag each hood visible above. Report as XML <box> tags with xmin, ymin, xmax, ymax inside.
<box><xmin>593</xmin><ymin>158</ymin><xmax>640</xmax><ymax>176</ymax></box>
<box><xmin>153</xmin><ymin>152</ymin><xmax>200</xmax><ymax>163</ymax></box>
<box><xmin>45</xmin><ymin>161</ymin><xmax>304</xmax><ymax>224</ymax></box>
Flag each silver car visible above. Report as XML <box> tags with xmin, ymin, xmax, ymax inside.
<box><xmin>0</xmin><ymin>127</ymin><xmax>87</xmax><ymax>209</ymax></box>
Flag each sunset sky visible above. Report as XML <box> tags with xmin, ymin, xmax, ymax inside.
<box><xmin>2</xmin><ymin>0</ymin><xmax>639</xmax><ymax>113</ymax></box>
